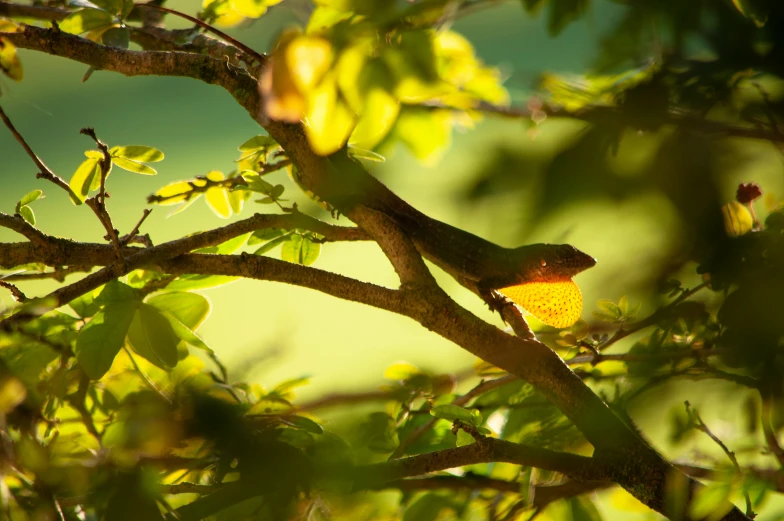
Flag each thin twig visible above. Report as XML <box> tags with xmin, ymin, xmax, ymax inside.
<box><xmin>121</xmin><ymin>209</ymin><xmax>153</xmax><ymax>246</ymax></box>
<box><xmin>389</xmin><ymin>374</ymin><xmax>517</xmax><ymax>459</ymax></box>
<box><xmin>685</xmin><ymin>401</ymin><xmax>756</xmax><ymax>519</ymax></box>
<box><xmin>0</xmin><ymin>281</ymin><xmax>27</xmax><ymax>302</ymax></box>
<box><xmin>0</xmin><ymin>104</ymin><xmax>79</xmax><ymax>201</ymax></box>
<box><xmin>80</xmin><ymin>128</ymin><xmax>124</xmax><ymax>259</ymax></box>
<box><xmin>598</xmin><ymin>282</ymin><xmax>709</xmax><ymax>351</ymax></box>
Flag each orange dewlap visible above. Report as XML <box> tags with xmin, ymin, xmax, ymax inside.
<box><xmin>498</xmin><ymin>279</ymin><xmax>583</xmax><ymax>328</ymax></box>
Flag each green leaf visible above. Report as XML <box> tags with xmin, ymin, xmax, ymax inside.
<box><xmin>126</xmin><ymin>303</ymin><xmax>179</xmax><ymax>370</ymax></box>
<box><xmin>455</xmin><ymin>429</ymin><xmax>474</xmax><ymax>447</ymax></box>
<box><xmin>96</xmin><ymin>280</ymin><xmax>138</xmax><ymax>304</ymax></box>
<box><xmin>110</xmin><ymin>157</ymin><xmax>157</xmax><ymax>175</ymax></box>
<box><xmin>69</xmin><ymin>157</ymin><xmax>101</xmax><ymax>204</ymax></box>
<box><xmin>146</xmin><ymin>292</ymin><xmax>211</xmax><ymax>330</ymax></box>
<box><xmin>160</xmin><ymin>310</ymin><xmax>213</xmax><ymax>354</ymax></box>
<box><xmin>68</xmin><ymin>291</ymin><xmax>102</xmax><ymax>318</ymax></box>
<box><xmin>194</xmin><ymin>233</ymin><xmax>250</xmax><ymax>254</ymax></box>
<box><xmin>618</xmin><ymin>295</ymin><xmax>629</xmax><ymax>316</ymax></box>
<box><xmin>470</xmin><ymin>408</ymin><xmax>483</xmax><ymax>427</ymax></box>
<box><xmin>281</xmin><ymin>415</ymin><xmax>323</xmax><ymax>434</ymax></box>
<box><xmin>101</xmin><ymin>26</ymin><xmax>129</xmax><ymax>48</ymax></box>
<box><xmin>18</xmin><ymin>205</ymin><xmax>35</xmax><ymax>225</ymax></box>
<box><xmin>430</xmin><ymin>404</ymin><xmax>475</xmax><ymax>423</ymax></box>
<box><xmin>19</xmin><ymin>190</ymin><xmax>43</xmax><ymax>207</ymax></box>
<box><xmin>253</xmin><ymin>233</ymin><xmax>291</xmax><ymax>255</ymax></box>
<box><xmin>402</xmin><ymin>493</ymin><xmax>451</xmax><ymax>521</ymax></box>
<box><xmin>238</xmin><ymin>135</ymin><xmax>277</xmax><ymax>151</ymax></box>
<box><xmin>109</xmin><ymin>145</ymin><xmax>164</xmax><ymax>162</ymax></box>
<box><xmin>248</xmin><ymin>228</ymin><xmax>285</xmax><ymax>245</ymax></box>
<box><xmin>59</xmin><ymin>8</ymin><xmax>115</xmax><ymax>35</ymax></box>
<box><xmin>228</xmin><ymin>186</ymin><xmax>247</xmax><ymax>214</ymax></box>
<box><xmin>688</xmin><ymin>481</ymin><xmax>733</xmax><ymax>521</ymax></box>
<box><xmin>74</xmin><ymin>302</ymin><xmax>137</xmax><ymax>380</ymax></box>
<box><xmin>569</xmin><ymin>496</ymin><xmax>603</xmax><ymax>521</ymax></box>
<box><xmin>281</xmin><ymin>234</ymin><xmax>321</xmax><ymax>265</ymax></box>
<box><xmin>165</xmin><ymin>274</ymin><xmax>238</xmax><ymax>292</ymax></box>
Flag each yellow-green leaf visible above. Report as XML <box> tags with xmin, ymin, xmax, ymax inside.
<box><xmin>0</xmin><ymin>37</ymin><xmax>23</xmax><ymax>82</ymax></box>
<box><xmin>109</xmin><ymin>145</ymin><xmax>164</xmax><ymax>162</ymax></box>
<box><xmin>722</xmin><ymin>201</ymin><xmax>753</xmax><ymax>237</ymax></box>
<box><xmin>281</xmin><ymin>234</ymin><xmax>321</xmax><ymax>265</ymax></box>
<box><xmin>395</xmin><ymin>108</ymin><xmax>451</xmax><ymax>165</ymax></box>
<box><xmin>285</xmin><ymin>35</ymin><xmax>333</xmax><ymax>93</ymax></box>
<box><xmin>152</xmin><ymin>181</ymin><xmax>193</xmax><ymax>205</ymax></box>
<box><xmin>69</xmin><ymin>157</ymin><xmax>101</xmax><ymax>204</ymax></box>
<box><xmin>204</xmin><ymin>171</ymin><xmax>231</xmax><ymax>218</ymax></box>
<box><xmin>111</xmin><ymin>157</ymin><xmax>157</xmax><ymax>175</ymax></box>
<box><xmin>304</xmin><ymin>75</ymin><xmax>356</xmax><ymax>156</ymax></box>
<box><xmin>18</xmin><ymin>205</ymin><xmax>35</xmax><ymax>225</ymax></box>
<box><xmin>59</xmin><ymin>8</ymin><xmax>115</xmax><ymax>35</ymax></box>
<box><xmin>349</xmin><ymin>87</ymin><xmax>399</xmax><ymax>150</ymax></box>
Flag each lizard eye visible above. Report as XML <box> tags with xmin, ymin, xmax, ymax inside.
<box><xmin>540</xmin><ymin>259</ymin><xmax>547</xmax><ymax>267</ymax></box>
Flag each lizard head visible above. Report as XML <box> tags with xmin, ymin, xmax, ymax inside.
<box><xmin>514</xmin><ymin>243</ymin><xmax>596</xmax><ymax>282</ymax></box>
<box><xmin>499</xmin><ymin>244</ymin><xmax>596</xmax><ymax>328</ymax></box>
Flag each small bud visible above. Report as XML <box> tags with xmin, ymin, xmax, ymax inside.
<box><xmin>736</xmin><ymin>182</ymin><xmax>762</xmax><ymax>204</ymax></box>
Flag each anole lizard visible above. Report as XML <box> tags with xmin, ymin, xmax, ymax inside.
<box><xmin>137</xmin><ymin>4</ymin><xmax>597</xmax><ymax>327</ymax></box>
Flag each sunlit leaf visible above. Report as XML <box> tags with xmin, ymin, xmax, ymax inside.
<box><xmin>281</xmin><ymin>234</ymin><xmax>321</xmax><ymax>265</ymax></box>
<box><xmin>253</xmin><ymin>233</ymin><xmax>291</xmax><ymax>255</ymax></box>
<box><xmin>69</xmin><ymin>157</ymin><xmax>101</xmax><ymax>204</ymax></box>
<box><xmin>204</xmin><ymin>171</ymin><xmax>231</xmax><ymax>218</ymax></box>
<box><xmin>349</xmin><ymin>87</ymin><xmax>399</xmax><ymax>150</ymax></box>
<box><xmin>238</xmin><ymin>134</ymin><xmax>278</xmax><ymax>152</ymax></box>
<box><xmin>260</xmin><ymin>29</ymin><xmax>307</xmax><ymax>122</ymax></box>
<box><xmin>152</xmin><ymin>181</ymin><xmax>194</xmax><ymax>205</ymax></box>
<box><xmin>18</xmin><ymin>205</ymin><xmax>35</xmax><ymax>225</ymax></box>
<box><xmin>248</xmin><ymin>228</ymin><xmax>285</xmax><ymax>245</ymax></box>
<box><xmin>722</xmin><ymin>202</ymin><xmax>753</xmax><ymax>237</ymax></box>
<box><xmin>689</xmin><ymin>481</ymin><xmax>733</xmax><ymax>521</ymax></box>
<box><xmin>146</xmin><ymin>292</ymin><xmax>211</xmax><ymax>330</ymax></box>
<box><xmin>59</xmin><ymin>8</ymin><xmax>115</xmax><ymax>35</ymax></box>
<box><xmin>430</xmin><ymin>404</ymin><xmax>476</xmax><ymax>423</ymax></box>
<box><xmin>18</xmin><ymin>190</ymin><xmax>43</xmax><ymax>207</ymax></box>
<box><xmin>195</xmin><ymin>232</ymin><xmax>250</xmax><ymax>254</ymax></box>
<box><xmin>110</xmin><ymin>145</ymin><xmax>164</xmax><ymax>162</ymax></box>
<box><xmin>160</xmin><ymin>310</ymin><xmax>213</xmax><ymax>353</ymax></box>
<box><xmin>0</xmin><ymin>37</ymin><xmax>23</xmax><ymax>81</ymax></box>
<box><xmin>286</xmin><ymin>35</ymin><xmax>333</xmax><ymax>93</ymax></box>
<box><xmin>303</xmin><ymin>75</ymin><xmax>356</xmax><ymax>156</ymax></box>
<box><xmin>395</xmin><ymin>108</ymin><xmax>452</xmax><ymax>165</ymax></box>
<box><xmin>127</xmin><ymin>303</ymin><xmax>179</xmax><ymax>370</ymax></box>
<box><xmin>111</xmin><ymin>157</ymin><xmax>157</xmax><ymax>175</ymax></box>
<box><xmin>165</xmin><ymin>274</ymin><xmax>238</xmax><ymax>291</ymax></box>
<box><xmin>0</xmin><ymin>376</ymin><xmax>26</xmax><ymax>414</ymax></box>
